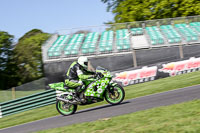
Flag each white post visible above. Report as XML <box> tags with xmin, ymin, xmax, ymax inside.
<box><xmin>0</xmin><ymin>105</ymin><xmax>2</xmax><ymax>118</ymax></box>
<box><xmin>132</xmin><ymin>50</ymin><xmax>137</xmax><ymax>67</ymax></box>
<box><xmin>179</xmin><ymin>43</ymin><xmax>184</xmax><ymax>59</ymax></box>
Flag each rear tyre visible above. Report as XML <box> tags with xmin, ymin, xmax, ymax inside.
<box><xmin>105</xmin><ymin>84</ymin><xmax>125</xmax><ymax>105</ymax></box>
<box><xmin>56</xmin><ymin>100</ymin><xmax>77</xmax><ymax>116</ymax></box>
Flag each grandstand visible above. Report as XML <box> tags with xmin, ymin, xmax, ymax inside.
<box><xmin>43</xmin><ymin>16</ymin><xmax>200</xmax><ymax>60</ymax></box>
<box><xmin>42</xmin><ymin>16</ymin><xmax>200</xmax><ymax>84</ymax></box>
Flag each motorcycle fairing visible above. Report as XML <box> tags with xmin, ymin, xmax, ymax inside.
<box><xmin>84</xmin><ymin>77</ymin><xmax>110</xmax><ymax>99</ymax></box>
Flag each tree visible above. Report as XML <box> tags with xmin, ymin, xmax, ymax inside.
<box><xmin>102</xmin><ymin>0</ymin><xmax>200</xmax><ymax>23</ymax></box>
<box><xmin>101</xmin><ymin>0</ymin><xmax>125</xmax><ymax>12</ymax></box>
<box><xmin>14</xmin><ymin>29</ymin><xmax>50</xmax><ymax>85</ymax></box>
<box><xmin>0</xmin><ymin>31</ymin><xmax>14</xmax><ymax>70</ymax></box>
<box><xmin>0</xmin><ymin>31</ymin><xmax>16</xmax><ymax>89</ymax></box>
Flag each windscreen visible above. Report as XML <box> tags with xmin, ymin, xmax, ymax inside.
<box><xmin>96</xmin><ymin>66</ymin><xmax>107</xmax><ymax>71</ymax></box>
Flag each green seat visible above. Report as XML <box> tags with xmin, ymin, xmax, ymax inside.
<box><xmin>71</xmin><ymin>50</ymin><xmax>78</xmax><ymax>55</ymax></box>
<box><xmin>116</xmin><ymin>29</ymin><xmax>131</xmax><ymax>51</ymax></box>
<box><xmin>48</xmin><ymin>52</ymin><xmax>54</xmax><ymax>57</ymax></box>
<box><xmin>82</xmin><ymin>49</ymin><xmax>88</xmax><ymax>54</ymax></box>
<box><xmin>63</xmin><ymin>33</ymin><xmax>84</xmax><ymax>56</ymax></box>
<box><xmin>131</xmin><ymin>28</ymin><xmax>143</xmax><ymax>35</ymax></box>
<box><xmin>89</xmin><ymin>48</ymin><xmax>95</xmax><ymax>53</ymax></box>
<box><xmin>190</xmin><ymin>22</ymin><xmax>200</xmax><ymax>26</ymax></box>
<box><xmin>47</xmin><ymin>35</ymin><xmax>71</xmax><ymax>58</ymax></box>
<box><xmin>175</xmin><ymin>23</ymin><xmax>198</xmax><ymax>42</ymax></box>
<box><xmin>81</xmin><ymin>32</ymin><xmax>99</xmax><ymax>55</ymax></box>
<box><xmin>146</xmin><ymin>26</ymin><xmax>164</xmax><ymax>45</ymax></box>
<box><xmin>99</xmin><ymin>31</ymin><xmax>113</xmax><ymax>53</ymax></box>
<box><xmin>99</xmin><ymin>47</ymin><xmax>105</xmax><ymax>52</ymax></box>
<box><xmin>117</xmin><ymin>45</ymin><xmax>123</xmax><ymax>50</ymax></box>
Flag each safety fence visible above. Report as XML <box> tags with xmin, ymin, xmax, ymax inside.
<box><xmin>0</xmin><ymin>89</ymin><xmax>56</xmax><ymax>118</ymax></box>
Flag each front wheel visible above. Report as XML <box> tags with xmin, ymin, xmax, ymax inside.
<box><xmin>105</xmin><ymin>84</ymin><xmax>125</xmax><ymax>105</ymax></box>
<box><xmin>56</xmin><ymin>100</ymin><xmax>77</xmax><ymax>116</ymax></box>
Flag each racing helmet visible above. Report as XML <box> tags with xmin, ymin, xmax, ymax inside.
<box><xmin>78</xmin><ymin>56</ymin><xmax>88</xmax><ymax>69</ymax></box>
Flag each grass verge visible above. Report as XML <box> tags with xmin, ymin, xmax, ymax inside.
<box><xmin>0</xmin><ymin>71</ymin><xmax>200</xmax><ymax>129</ymax></box>
<box><xmin>0</xmin><ymin>89</ymin><xmax>45</xmax><ymax>103</ymax></box>
<box><xmin>37</xmin><ymin>99</ymin><xmax>200</xmax><ymax>133</ymax></box>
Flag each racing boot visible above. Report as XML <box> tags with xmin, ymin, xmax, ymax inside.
<box><xmin>74</xmin><ymin>86</ymin><xmax>82</xmax><ymax>102</ymax></box>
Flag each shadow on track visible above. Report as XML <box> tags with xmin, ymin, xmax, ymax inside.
<box><xmin>60</xmin><ymin>101</ymin><xmax>130</xmax><ymax>117</ymax></box>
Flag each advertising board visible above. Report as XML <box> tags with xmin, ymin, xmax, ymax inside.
<box><xmin>159</xmin><ymin>57</ymin><xmax>200</xmax><ymax>76</ymax></box>
<box><xmin>113</xmin><ymin>66</ymin><xmax>158</xmax><ymax>86</ymax></box>
<box><xmin>113</xmin><ymin>57</ymin><xmax>200</xmax><ymax>86</ymax></box>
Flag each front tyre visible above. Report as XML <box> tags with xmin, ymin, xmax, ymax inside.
<box><xmin>105</xmin><ymin>84</ymin><xmax>125</xmax><ymax>105</ymax></box>
<box><xmin>56</xmin><ymin>100</ymin><xmax>77</xmax><ymax>116</ymax></box>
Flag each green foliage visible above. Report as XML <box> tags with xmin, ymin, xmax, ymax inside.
<box><xmin>102</xmin><ymin>0</ymin><xmax>200</xmax><ymax>23</ymax></box>
<box><xmin>0</xmin><ymin>31</ymin><xmax>14</xmax><ymax>71</ymax></box>
<box><xmin>14</xmin><ymin>29</ymin><xmax>50</xmax><ymax>85</ymax></box>
<box><xmin>101</xmin><ymin>0</ymin><xmax>124</xmax><ymax>12</ymax></box>
<box><xmin>0</xmin><ymin>29</ymin><xmax>50</xmax><ymax>90</ymax></box>
<box><xmin>0</xmin><ymin>31</ymin><xmax>16</xmax><ymax>89</ymax></box>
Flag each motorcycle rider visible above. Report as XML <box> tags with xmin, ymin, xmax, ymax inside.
<box><xmin>65</xmin><ymin>56</ymin><xmax>95</xmax><ymax>102</ymax></box>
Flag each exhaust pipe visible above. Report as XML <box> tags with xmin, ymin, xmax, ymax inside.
<box><xmin>56</xmin><ymin>97</ymin><xmax>78</xmax><ymax>104</ymax></box>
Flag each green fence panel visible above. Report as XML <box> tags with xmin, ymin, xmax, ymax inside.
<box><xmin>0</xmin><ymin>89</ymin><xmax>54</xmax><ymax>106</ymax></box>
<box><xmin>3</xmin><ymin>101</ymin><xmax>56</xmax><ymax>117</ymax></box>
<box><xmin>2</xmin><ymin>95</ymin><xmax>56</xmax><ymax>112</ymax></box>
<box><xmin>1</xmin><ymin>91</ymin><xmax>56</xmax><ymax>108</ymax></box>
<box><xmin>0</xmin><ymin>105</ymin><xmax>2</xmax><ymax>118</ymax></box>
<box><xmin>0</xmin><ymin>89</ymin><xmax>57</xmax><ymax>118</ymax></box>
<box><xmin>2</xmin><ymin>98</ymin><xmax>56</xmax><ymax>116</ymax></box>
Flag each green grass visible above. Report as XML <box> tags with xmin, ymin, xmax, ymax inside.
<box><xmin>0</xmin><ymin>89</ymin><xmax>45</xmax><ymax>103</ymax></box>
<box><xmin>37</xmin><ymin>99</ymin><xmax>200</xmax><ymax>133</ymax></box>
<box><xmin>0</xmin><ymin>71</ymin><xmax>200</xmax><ymax>129</ymax></box>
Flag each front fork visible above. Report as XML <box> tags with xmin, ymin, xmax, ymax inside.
<box><xmin>107</xmin><ymin>81</ymin><xmax>118</xmax><ymax>95</ymax></box>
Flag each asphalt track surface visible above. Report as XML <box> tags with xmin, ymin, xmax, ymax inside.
<box><xmin>1</xmin><ymin>85</ymin><xmax>200</xmax><ymax>133</ymax></box>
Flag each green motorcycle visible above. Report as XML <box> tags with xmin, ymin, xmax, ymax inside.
<box><xmin>48</xmin><ymin>66</ymin><xmax>125</xmax><ymax>116</ymax></box>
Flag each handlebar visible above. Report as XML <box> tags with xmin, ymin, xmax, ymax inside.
<box><xmin>95</xmin><ymin>72</ymin><xmax>104</xmax><ymax>79</ymax></box>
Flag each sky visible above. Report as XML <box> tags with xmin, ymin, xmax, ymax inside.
<box><xmin>0</xmin><ymin>0</ymin><xmax>114</xmax><ymax>40</ymax></box>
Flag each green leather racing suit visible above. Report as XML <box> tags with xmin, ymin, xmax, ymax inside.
<box><xmin>65</xmin><ymin>61</ymin><xmax>95</xmax><ymax>88</ymax></box>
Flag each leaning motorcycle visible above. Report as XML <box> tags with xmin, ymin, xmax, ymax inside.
<box><xmin>48</xmin><ymin>66</ymin><xmax>125</xmax><ymax>116</ymax></box>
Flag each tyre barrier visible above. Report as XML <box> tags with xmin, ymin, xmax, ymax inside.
<box><xmin>0</xmin><ymin>89</ymin><xmax>56</xmax><ymax>118</ymax></box>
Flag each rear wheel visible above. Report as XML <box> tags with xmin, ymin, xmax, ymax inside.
<box><xmin>56</xmin><ymin>100</ymin><xmax>77</xmax><ymax>116</ymax></box>
<box><xmin>105</xmin><ymin>84</ymin><xmax>125</xmax><ymax>105</ymax></box>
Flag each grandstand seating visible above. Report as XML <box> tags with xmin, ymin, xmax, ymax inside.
<box><xmin>146</xmin><ymin>26</ymin><xmax>164</xmax><ymax>45</ymax></box>
<box><xmin>131</xmin><ymin>28</ymin><xmax>143</xmax><ymax>35</ymax></box>
<box><xmin>160</xmin><ymin>25</ymin><xmax>181</xmax><ymax>43</ymax></box>
<box><xmin>99</xmin><ymin>31</ymin><xmax>113</xmax><ymax>52</ymax></box>
<box><xmin>64</xmin><ymin>33</ymin><xmax>84</xmax><ymax>55</ymax></box>
<box><xmin>81</xmin><ymin>32</ymin><xmax>99</xmax><ymax>54</ymax></box>
<box><xmin>116</xmin><ymin>29</ymin><xmax>131</xmax><ymax>50</ymax></box>
<box><xmin>175</xmin><ymin>23</ymin><xmax>198</xmax><ymax>42</ymax></box>
<box><xmin>45</xmin><ymin>17</ymin><xmax>200</xmax><ymax>59</ymax></box>
<box><xmin>189</xmin><ymin>22</ymin><xmax>200</xmax><ymax>35</ymax></box>
<box><xmin>48</xmin><ymin>35</ymin><xmax>70</xmax><ymax>57</ymax></box>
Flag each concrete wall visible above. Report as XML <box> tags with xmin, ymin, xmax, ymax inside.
<box><xmin>135</xmin><ymin>46</ymin><xmax>181</xmax><ymax>66</ymax></box>
<box><xmin>183</xmin><ymin>44</ymin><xmax>200</xmax><ymax>58</ymax></box>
